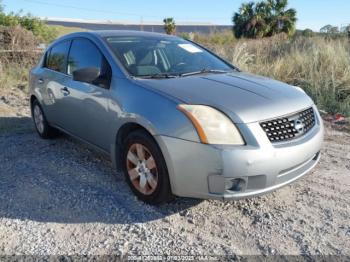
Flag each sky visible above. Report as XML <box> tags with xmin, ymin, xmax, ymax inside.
<box><xmin>2</xmin><ymin>0</ymin><xmax>350</xmax><ymax>31</ymax></box>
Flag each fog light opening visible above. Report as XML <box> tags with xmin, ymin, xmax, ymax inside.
<box><xmin>226</xmin><ymin>178</ymin><xmax>246</xmax><ymax>192</ymax></box>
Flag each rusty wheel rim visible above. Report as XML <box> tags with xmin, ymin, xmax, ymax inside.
<box><xmin>126</xmin><ymin>143</ymin><xmax>158</xmax><ymax>195</ymax></box>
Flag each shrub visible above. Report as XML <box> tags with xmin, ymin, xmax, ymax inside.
<box><xmin>0</xmin><ymin>26</ymin><xmax>41</xmax><ymax>62</ymax></box>
<box><xmin>191</xmin><ymin>30</ymin><xmax>236</xmax><ymax>46</ymax></box>
<box><xmin>302</xmin><ymin>29</ymin><xmax>314</xmax><ymax>37</ymax></box>
<box><xmin>0</xmin><ymin>4</ymin><xmax>57</xmax><ymax>43</ymax></box>
<box><xmin>0</xmin><ymin>25</ymin><xmax>42</xmax><ymax>92</ymax></box>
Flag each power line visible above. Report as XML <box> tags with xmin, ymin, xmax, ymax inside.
<box><xmin>20</xmin><ymin>0</ymin><xmax>229</xmax><ymax>22</ymax></box>
<box><xmin>22</xmin><ymin>0</ymin><xmax>157</xmax><ymax>18</ymax></box>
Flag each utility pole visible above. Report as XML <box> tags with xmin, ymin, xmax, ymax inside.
<box><xmin>140</xmin><ymin>16</ymin><xmax>144</xmax><ymax>31</ymax></box>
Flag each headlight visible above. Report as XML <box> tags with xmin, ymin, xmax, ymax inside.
<box><xmin>177</xmin><ymin>104</ymin><xmax>245</xmax><ymax>145</ymax></box>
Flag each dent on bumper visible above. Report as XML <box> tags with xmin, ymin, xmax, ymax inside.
<box><xmin>155</xmin><ymin>120</ymin><xmax>324</xmax><ymax>200</ymax></box>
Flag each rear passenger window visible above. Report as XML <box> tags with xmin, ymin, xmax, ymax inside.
<box><xmin>68</xmin><ymin>38</ymin><xmax>111</xmax><ymax>88</ymax></box>
<box><xmin>46</xmin><ymin>41</ymin><xmax>71</xmax><ymax>73</ymax></box>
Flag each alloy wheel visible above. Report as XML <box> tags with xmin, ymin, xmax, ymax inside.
<box><xmin>126</xmin><ymin>143</ymin><xmax>158</xmax><ymax>195</ymax></box>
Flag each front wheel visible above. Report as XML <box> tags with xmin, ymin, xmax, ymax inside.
<box><xmin>121</xmin><ymin>130</ymin><xmax>173</xmax><ymax>204</ymax></box>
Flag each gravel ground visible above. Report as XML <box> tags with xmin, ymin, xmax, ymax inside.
<box><xmin>0</xmin><ymin>90</ymin><xmax>349</xmax><ymax>257</ymax></box>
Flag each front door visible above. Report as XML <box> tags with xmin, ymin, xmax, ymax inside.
<box><xmin>63</xmin><ymin>37</ymin><xmax>113</xmax><ymax>151</ymax></box>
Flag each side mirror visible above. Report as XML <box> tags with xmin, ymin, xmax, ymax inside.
<box><xmin>72</xmin><ymin>67</ymin><xmax>100</xmax><ymax>84</ymax></box>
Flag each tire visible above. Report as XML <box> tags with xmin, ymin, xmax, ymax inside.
<box><xmin>121</xmin><ymin>129</ymin><xmax>173</xmax><ymax>204</ymax></box>
<box><xmin>31</xmin><ymin>99</ymin><xmax>59</xmax><ymax>139</ymax></box>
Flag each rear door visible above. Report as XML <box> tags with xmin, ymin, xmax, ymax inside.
<box><xmin>64</xmin><ymin>38</ymin><xmax>113</xmax><ymax>150</ymax></box>
<box><xmin>40</xmin><ymin>40</ymin><xmax>72</xmax><ymax>127</ymax></box>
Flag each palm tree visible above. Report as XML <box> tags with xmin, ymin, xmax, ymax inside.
<box><xmin>233</xmin><ymin>2</ymin><xmax>255</xmax><ymax>38</ymax></box>
<box><xmin>266</xmin><ymin>0</ymin><xmax>297</xmax><ymax>36</ymax></box>
<box><xmin>233</xmin><ymin>2</ymin><xmax>269</xmax><ymax>38</ymax></box>
<box><xmin>163</xmin><ymin>18</ymin><xmax>176</xmax><ymax>35</ymax></box>
<box><xmin>252</xmin><ymin>1</ymin><xmax>271</xmax><ymax>37</ymax></box>
<box><xmin>232</xmin><ymin>0</ymin><xmax>297</xmax><ymax>38</ymax></box>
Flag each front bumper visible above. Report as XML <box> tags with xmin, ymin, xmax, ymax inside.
<box><xmin>155</xmin><ymin>107</ymin><xmax>324</xmax><ymax>200</ymax></box>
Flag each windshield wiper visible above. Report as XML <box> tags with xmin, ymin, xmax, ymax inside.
<box><xmin>135</xmin><ymin>68</ymin><xmax>234</xmax><ymax>79</ymax></box>
<box><xmin>136</xmin><ymin>73</ymin><xmax>178</xmax><ymax>79</ymax></box>
<box><xmin>180</xmin><ymin>69</ymin><xmax>232</xmax><ymax>77</ymax></box>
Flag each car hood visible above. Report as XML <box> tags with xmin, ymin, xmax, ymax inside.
<box><xmin>136</xmin><ymin>72</ymin><xmax>314</xmax><ymax>123</ymax></box>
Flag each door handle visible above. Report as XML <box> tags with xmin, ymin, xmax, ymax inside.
<box><xmin>60</xmin><ymin>87</ymin><xmax>70</xmax><ymax>95</ymax></box>
<box><xmin>38</xmin><ymin>78</ymin><xmax>44</xmax><ymax>84</ymax></box>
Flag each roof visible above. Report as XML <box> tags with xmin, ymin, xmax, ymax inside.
<box><xmin>50</xmin><ymin>30</ymin><xmax>177</xmax><ymax>49</ymax></box>
<box><xmin>92</xmin><ymin>30</ymin><xmax>174</xmax><ymax>38</ymax></box>
<box><xmin>45</xmin><ymin>17</ymin><xmax>216</xmax><ymax>26</ymax></box>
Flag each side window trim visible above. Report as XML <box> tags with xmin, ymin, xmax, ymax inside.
<box><xmin>65</xmin><ymin>40</ymin><xmax>73</xmax><ymax>75</ymax></box>
<box><xmin>42</xmin><ymin>49</ymin><xmax>51</xmax><ymax>68</ymax></box>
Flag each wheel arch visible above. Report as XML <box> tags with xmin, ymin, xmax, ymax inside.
<box><xmin>30</xmin><ymin>95</ymin><xmax>37</xmax><ymax>107</ymax></box>
<box><xmin>113</xmin><ymin>122</ymin><xmax>158</xmax><ymax>172</ymax></box>
<box><xmin>29</xmin><ymin>95</ymin><xmax>39</xmax><ymax>116</ymax></box>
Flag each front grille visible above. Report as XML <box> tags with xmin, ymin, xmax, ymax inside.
<box><xmin>260</xmin><ymin>107</ymin><xmax>316</xmax><ymax>143</ymax></box>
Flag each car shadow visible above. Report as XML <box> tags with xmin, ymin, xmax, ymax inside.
<box><xmin>0</xmin><ymin>116</ymin><xmax>203</xmax><ymax>224</ymax></box>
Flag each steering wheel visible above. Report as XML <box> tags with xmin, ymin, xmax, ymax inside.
<box><xmin>172</xmin><ymin>62</ymin><xmax>187</xmax><ymax>72</ymax></box>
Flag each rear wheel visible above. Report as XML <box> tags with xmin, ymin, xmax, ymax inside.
<box><xmin>31</xmin><ymin>100</ymin><xmax>58</xmax><ymax>139</ymax></box>
<box><xmin>121</xmin><ymin>130</ymin><xmax>173</xmax><ymax>204</ymax></box>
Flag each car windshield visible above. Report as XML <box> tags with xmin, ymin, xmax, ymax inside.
<box><xmin>105</xmin><ymin>36</ymin><xmax>234</xmax><ymax>78</ymax></box>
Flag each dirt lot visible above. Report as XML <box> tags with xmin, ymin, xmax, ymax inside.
<box><xmin>0</xmin><ymin>89</ymin><xmax>349</xmax><ymax>257</ymax></box>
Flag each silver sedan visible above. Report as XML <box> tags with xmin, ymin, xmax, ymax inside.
<box><xmin>29</xmin><ymin>30</ymin><xmax>324</xmax><ymax>204</ymax></box>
